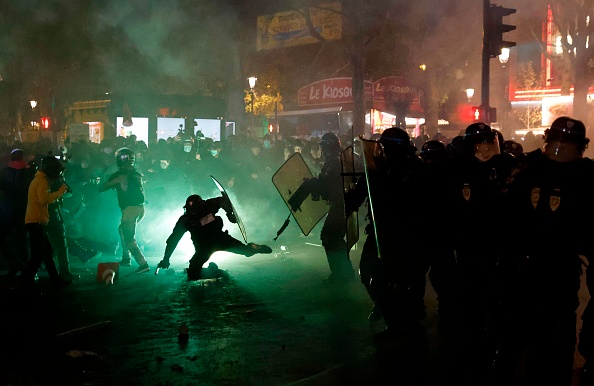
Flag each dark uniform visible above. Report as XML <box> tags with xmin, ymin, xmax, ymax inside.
<box><xmin>415</xmin><ymin>140</ymin><xmax>459</xmax><ymax>325</ymax></box>
<box><xmin>348</xmin><ymin>127</ymin><xmax>425</xmax><ymax>328</ymax></box>
<box><xmin>449</xmin><ymin>123</ymin><xmax>515</xmax><ymax>380</ymax></box>
<box><xmin>372</xmin><ymin>128</ymin><xmax>425</xmax><ymax>328</ymax></box>
<box><xmin>495</xmin><ymin>116</ymin><xmax>594</xmax><ymax>386</ymax></box>
<box><xmin>155</xmin><ymin>194</ymin><xmax>272</xmax><ymax>279</ymax></box>
<box><xmin>289</xmin><ymin>133</ymin><xmax>355</xmax><ymax>285</ymax></box>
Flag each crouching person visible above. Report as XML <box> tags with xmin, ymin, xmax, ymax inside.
<box><xmin>155</xmin><ymin>194</ymin><xmax>272</xmax><ymax>280</ymax></box>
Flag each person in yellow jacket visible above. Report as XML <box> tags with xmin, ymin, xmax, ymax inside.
<box><xmin>20</xmin><ymin>156</ymin><xmax>72</xmax><ymax>289</ymax></box>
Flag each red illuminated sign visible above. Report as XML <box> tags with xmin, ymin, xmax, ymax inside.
<box><xmin>40</xmin><ymin>117</ymin><xmax>50</xmax><ymax>129</ymax></box>
<box><xmin>298</xmin><ymin>77</ymin><xmax>373</xmax><ymax>108</ymax></box>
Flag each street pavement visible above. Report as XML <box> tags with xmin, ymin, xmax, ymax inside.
<box><xmin>0</xmin><ymin>231</ymin><xmax>589</xmax><ymax>386</ymax></box>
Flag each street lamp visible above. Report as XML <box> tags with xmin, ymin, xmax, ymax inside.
<box><xmin>29</xmin><ymin>100</ymin><xmax>38</xmax><ymax>129</ymax></box>
<box><xmin>248</xmin><ymin>76</ymin><xmax>257</xmax><ymax>132</ymax></box>
<box><xmin>465</xmin><ymin>88</ymin><xmax>475</xmax><ymax>102</ymax></box>
<box><xmin>499</xmin><ymin>48</ymin><xmax>511</xmax><ymax>136</ymax></box>
<box><xmin>498</xmin><ymin>47</ymin><xmax>510</xmax><ymax>65</ymax></box>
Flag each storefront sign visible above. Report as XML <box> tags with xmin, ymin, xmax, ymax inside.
<box><xmin>297</xmin><ymin>76</ymin><xmax>421</xmax><ymax>114</ymax></box>
<box><xmin>373</xmin><ymin>76</ymin><xmax>423</xmax><ymax>114</ymax></box>
<box><xmin>298</xmin><ymin>77</ymin><xmax>373</xmax><ymax>108</ymax></box>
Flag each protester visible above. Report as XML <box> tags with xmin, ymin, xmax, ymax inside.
<box><xmin>20</xmin><ymin>156</ymin><xmax>72</xmax><ymax>289</ymax></box>
<box><xmin>98</xmin><ymin>147</ymin><xmax>150</xmax><ymax>273</ymax></box>
<box><xmin>0</xmin><ymin>148</ymin><xmax>35</xmax><ymax>279</ymax></box>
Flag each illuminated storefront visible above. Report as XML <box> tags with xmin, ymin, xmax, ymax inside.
<box><xmin>275</xmin><ymin>76</ymin><xmax>427</xmax><ymax>138</ymax></box>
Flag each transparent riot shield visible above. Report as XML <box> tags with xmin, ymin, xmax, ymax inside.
<box><xmin>272</xmin><ymin>153</ymin><xmax>329</xmax><ymax>236</ymax></box>
<box><xmin>341</xmin><ymin>145</ymin><xmax>362</xmax><ymax>252</ymax></box>
<box><xmin>211</xmin><ymin>175</ymin><xmax>248</xmax><ymax>243</ymax></box>
<box><xmin>359</xmin><ymin>138</ymin><xmax>386</xmax><ymax>259</ymax></box>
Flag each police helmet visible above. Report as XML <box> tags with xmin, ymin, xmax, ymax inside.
<box><xmin>464</xmin><ymin>122</ymin><xmax>498</xmax><ymax>145</ymax></box>
<box><xmin>447</xmin><ymin>135</ymin><xmax>468</xmax><ymax>156</ymax></box>
<box><xmin>320</xmin><ymin>133</ymin><xmax>341</xmax><ymax>155</ymax></box>
<box><xmin>40</xmin><ymin>155</ymin><xmax>65</xmax><ymax>179</ymax></box>
<box><xmin>502</xmin><ymin>140</ymin><xmax>524</xmax><ymax>157</ymax></box>
<box><xmin>115</xmin><ymin>147</ymin><xmax>135</xmax><ymax>168</ymax></box>
<box><xmin>419</xmin><ymin>140</ymin><xmax>448</xmax><ymax>162</ymax></box>
<box><xmin>544</xmin><ymin>116</ymin><xmax>590</xmax><ymax>146</ymax></box>
<box><xmin>379</xmin><ymin>127</ymin><xmax>416</xmax><ymax>155</ymax></box>
<box><xmin>184</xmin><ymin>194</ymin><xmax>204</xmax><ymax>215</ymax></box>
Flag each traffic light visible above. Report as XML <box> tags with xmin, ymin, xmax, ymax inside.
<box><xmin>40</xmin><ymin>116</ymin><xmax>50</xmax><ymax>130</ymax></box>
<box><xmin>487</xmin><ymin>4</ymin><xmax>516</xmax><ymax>58</ymax></box>
<box><xmin>472</xmin><ymin>106</ymin><xmax>482</xmax><ymax>122</ymax></box>
<box><xmin>471</xmin><ymin>106</ymin><xmax>497</xmax><ymax>123</ymax></box>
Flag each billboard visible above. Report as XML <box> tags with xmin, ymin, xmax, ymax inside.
<box><xmin>157</xmin><ymin>117</ymin><xmax>185</xmax><ymax>141</ymax></box>
<box><xmin>68</xmin><ymin>123</ymin><xmax>90</xmax><ymax>144</ymax></box>
<box><xmin>541</xmin><ymin>96</ymin><xmax>573</xmax><ymax>126</ymax></box>
<box><xmin>225</xmin><ymin>121</ymin><xmax>236</xmax><ymax>139</ymax></box>
<box><xmin>257</xmin><ymin>2</ymin><xmax>342</xmax><ymax>51</ymax></box>
<box><xmin>194</xmin><ymin>118</ymin><xmax>221</xmax><ymax>142</ymax></box>
<box><xmin>116</xmin><ymin>117</ymin><xmax>149</xmax><ymax>145</ymax></box>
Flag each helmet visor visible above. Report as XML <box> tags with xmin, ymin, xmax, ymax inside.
<box><xmin>543</xmin><ymin>140</ymin><xmax>583</xmax><ymax>162</ymax></box>
<box><xmin>474</xmin><ymin>141</ymin><xmax>500</xmax><ymax>162</ymax></box>
<box><xmin>119</xmin><ymin>154</ymin><xmax>135</xmax><ymax>166</ymax></box>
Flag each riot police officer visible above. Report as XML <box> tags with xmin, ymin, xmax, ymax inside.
<box><xmin>289</xmin><ymin>132</ymin><xmax>356</xmax><ymax>285</ymax></box>
<box><xmin>495</xmin><ymin>116</ymin><xmax>594</xmax><ymax>386</ymax></box>
<box><xmin>348</xmin><ymin>127</ymin><xmax>424</xmax><ymax>328</ymax></box>
<box><xmin>449</xmin><ymin>122</ymin><xmax>515</xmax><ymax>381</ymax></box>
<box><xmin>155</xmin><ymin>194</ymin><xmax>272</xmax><ymax>280</ymax></box>
<box><xmin>372</xmin><ymin>128</ymin><xmax>425</xmax><ymax>328</ymax></box>
<box><xmin>415</xmin><ymin>140</ymin><xmax>459</xmax><ymax>325</ymax></box>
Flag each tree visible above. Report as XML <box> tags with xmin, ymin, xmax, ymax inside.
<box><xmin>514</xmin><ymin>62</ymin><xmax>542</xmax><ymax>129</ymax></box>
<box><xmin>525</xmin><ymin>0</ymin><xmax>594</xmax><ymax>123</ymax></box>
<box><xmin>398</xmin><ymin>0</ymin><xmax>482</xmax><ymax>138</ymax></box>
<box><xmin>298</xmin><ymin>0</ymin><xmax>394</xmax><ymax>137</ymax></box>
<box><xmin>243</xmin><ymin>71</ymin><xmax>284</xmax><ymax>118</ymax></box>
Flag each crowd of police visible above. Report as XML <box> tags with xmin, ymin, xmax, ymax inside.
<box><xmin>334</xmin><ymin>117</ymin><xmax>592</xmax><ymax>386</ymax></box>
<box><xmin>0</xmin><ymin>117</ymin><xmax>593</xmax><ymax>385</ymax></box>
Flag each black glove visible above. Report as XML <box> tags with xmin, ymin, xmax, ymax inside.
<box><xmin>288</xmin><ymin>178</ymin><xmax>316</xmax><ymax>212</ymax></box>
<box><xmin>226</xmin><ymin>211</ymin><xmax>237</xmax><ymax>224</ymax></box>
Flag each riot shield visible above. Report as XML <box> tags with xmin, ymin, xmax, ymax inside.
<box><xmin>359</xmin><ymin>138</ymin><xmax>386</xmax><ymax>259</ymax></box>
<box><xmin>272</xmin><ymin>153</ymin><xmax>329</xmax><ymax>236</ymax></box>
<box><xmin>341</xmin><ymin>145</ymin><xmax>362</xmax><ymax>252</ymax></box>
<box><xmin>211</xmin><ymin>175</ymin><xmax>248</xmax><ymax>243</ymax></box>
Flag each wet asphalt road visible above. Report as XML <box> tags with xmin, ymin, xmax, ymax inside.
<box><xmin>0</xmin><ymin>232</ymin><xmax>589</xmax><ymax>386</ymax></box>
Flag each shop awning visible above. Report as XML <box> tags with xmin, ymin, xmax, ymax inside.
<box><xmin>276</xmin><ymin>107</ymin><xmax>343</xmax><ymax>117</ymax></box>
<box><xmin>69</xmin><ymin>100</ymin><xmax>111</xmax><ymax>110</ymax></box>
